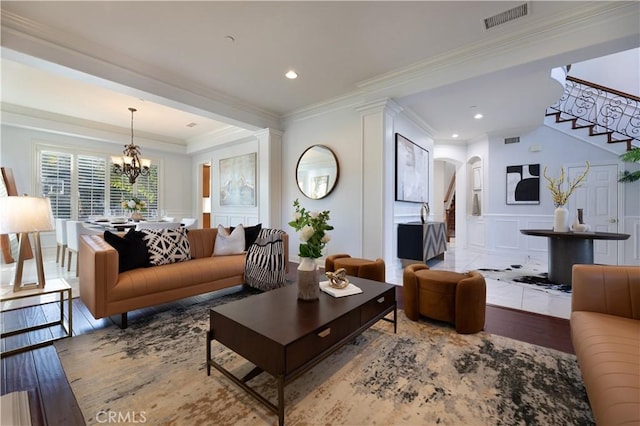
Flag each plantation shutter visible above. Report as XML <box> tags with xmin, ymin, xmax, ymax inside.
<box><xmin>40</xmin><ymin>151</ymin><xmax>72</xmax><ymax>219</ymax></box>
<box><xmin>135</xmin><ymin>164</ymin><xmax>159</xmax><ymax>219</ymax></box>
<box><xmin>77</xmin><ymin>155</ymin><xmax>107</xmax><ymax>219</ymax></box>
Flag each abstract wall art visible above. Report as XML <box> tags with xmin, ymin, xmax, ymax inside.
<box><xmin>395</xmin><ymin>133</ymin><xmax>429</xmax><ymax>203</ymax></box>
<box><xmin>506</xmin><ymin>163</ymin><xmax>540</xmax><ymax>205</ymax></box>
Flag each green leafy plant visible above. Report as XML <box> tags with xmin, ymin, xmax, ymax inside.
<box><xmin>288</xmin><ymin>199</ymin><xmax>333</xmax><ymax>259</ymax></box>
<box><xmin>618</xmin><ymin>147</ymin><xmax>640</xmax><ymax>183</ymax></box>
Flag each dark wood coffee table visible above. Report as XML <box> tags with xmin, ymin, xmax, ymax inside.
<box><xmin>206</xmin><ymin>277</ymin><xmax>396</xmax><ymax>425</ymax></box>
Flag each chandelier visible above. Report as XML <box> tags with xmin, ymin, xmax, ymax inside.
<box><xmin>112</xmin><ymin>107</ymin><xmax>150</xmax><ymax>184</ymax></box>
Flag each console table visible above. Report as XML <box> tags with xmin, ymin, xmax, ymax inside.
<box><xmin>520</xmin><ymin>229</ymin><xmax>630</xmax><ymax>286</ymax></box>
<box><xmin>397</xmin><ymin>221</ymin><xmax>447</xmax><ymax>262</ymax></box>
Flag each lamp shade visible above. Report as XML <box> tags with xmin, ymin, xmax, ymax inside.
<box><xmin>0</xmin><ymin>196</ymin><xmax>55</xmax><ymax>234</ymax></box>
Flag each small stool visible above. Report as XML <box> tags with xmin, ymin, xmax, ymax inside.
<box><xmin>325</xmin><ymin>253</ymin><xmax>386</xmax><ymax>282</ymax></box>
<box><xmin>403</xmin><ymin>263</ymin><xmax>486</xmax><ymax>334</ymax></box>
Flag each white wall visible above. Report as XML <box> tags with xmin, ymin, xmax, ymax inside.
<box><xmin>191</xmin><ymin>137</ymin><xmax>260</xmax><ymax>228</ymax></box>
<box><xmin>569</xmin><ymin>48</ymin><xmax>639</xmax><ymax>95</ymax></box>
<box><xmin>282</xmin><ymin>106</ymin><xmax>363</xmax><ymax>262</ymax></box>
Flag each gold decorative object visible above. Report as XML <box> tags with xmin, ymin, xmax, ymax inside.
<box><xmin>325</xmin><ymin>268</ymin><xmax>349</xmax><ymax>289</ymax></box>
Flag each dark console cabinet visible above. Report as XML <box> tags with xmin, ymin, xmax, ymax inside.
<box><xmin>397</xmin><ymin>222</ymin><xmax>447</xmax><ymax>262</ymax></box>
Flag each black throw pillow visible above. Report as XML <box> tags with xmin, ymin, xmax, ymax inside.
<box><xmin>104</xmin><ymin>229</ymin><xmax>149</xmax><ymax>273</ymax></box>
<box><xmin>231</xmin><ymin>223</ymin><xmax>262</xmax><ymax>251</ymax></box>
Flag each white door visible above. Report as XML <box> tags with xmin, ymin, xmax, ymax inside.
<box><xmin>567</xmin><ymin>163</ymin><xmax>619</xmax><ymax>264</ymax></box>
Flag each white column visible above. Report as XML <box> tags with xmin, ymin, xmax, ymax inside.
<box><xmin>254</xmin><ymin>128</ymin><xmax>283</xmax><ymax>229</ymax></box>
<box><xmin>356</xmin><ymin>99</ymin><xmax>403</xmax><ymax>261</ymax></box>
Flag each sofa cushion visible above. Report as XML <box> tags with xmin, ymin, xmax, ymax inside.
<box><xmin>571</xmin><ymin>311</ymin><xmax>640</xmax><ymax>426</ymax></box>
<box><xmin>231</xmin><ymin>223</ymin><xmax>262</xmax><ymax>251</ymax></box>
<box><xmin>214</xmin><ymin>224</ymin><xmax>245</xmax><ymax>256</ymax></box>
<box><xmin>142</xmin><ymin>227</ymin><xmax>191</xmax><ymax>266</ymax></box>
<box><xmin>103</xmin><ymin>229</ymin><xmax>149</xmax><ymax>273</ymax></box>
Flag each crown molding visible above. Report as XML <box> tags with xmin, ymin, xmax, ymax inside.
<box><xmin>185</xmin><ymin>126</ymin><xmax>255</xmax><ymax>155</ymax></box>
<box><xmin>1</xmin><ymin>10</ymin><xmax>281</xmax><ymax>132</ymax></box>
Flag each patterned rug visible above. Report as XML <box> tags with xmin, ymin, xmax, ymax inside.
<box><xmin>477</xmin><ymin>264</ymin><xmax>572</xmax><ymax>294</ymax></box>
<box><xmin>55</xmin><ymin>288</ymin><xmax>592</xmax><ymax>425</ymax></box>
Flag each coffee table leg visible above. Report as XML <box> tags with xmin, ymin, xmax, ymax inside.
<box><xmin>206</xmin><ymin>330</ymin><xmax>211</xmax><ymax>376</ymax></box>
<box><xmin>277</xmin><ymin>375</ymin><xmax>285</xmax><ymax>426</ymax></box>
<box><xmin>393</xmin><ymin>302</ymin><xmax>397</xmax><ymax>334</ymax></box>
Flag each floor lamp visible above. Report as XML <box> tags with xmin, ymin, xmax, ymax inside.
<box><xmin>0</xmin><ymin>196</ymin><xmax>55</xmax><ymax>292</ymax></box>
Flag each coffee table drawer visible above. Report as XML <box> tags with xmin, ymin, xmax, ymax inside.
<box><xmin>286</xmin><ymin>309</ymin><xmax>360</xmax><ymax>374</ymax></box>
<box><xmin>360</xmin><ymin>288</ymin><xmax>395</xmax><ymax>325</ymax></box>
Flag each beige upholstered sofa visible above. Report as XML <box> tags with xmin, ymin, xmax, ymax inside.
<box><xmin>79</xmin><ymin>227</ymin><xmax>288</xmax><ymax>328</ymax></box>
<box><xmin>570</xmin><ymin>264</ymin><xmax>640</xmax><ymax>426</ymax></box>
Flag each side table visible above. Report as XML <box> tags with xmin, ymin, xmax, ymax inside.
<box><xmin>1</xmin><ymin>278</ymin><xmax>73</xmax><ymax>358</ymax></box>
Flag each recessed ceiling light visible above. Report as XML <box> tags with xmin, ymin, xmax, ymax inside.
<box><xmin>474</xmin><ymin>113</ymin><xmax>483</xmax><ymax>119</ymax></box>
<box><xmin>452</xmin><ymin>133</ymin><xmax>459</xmax><ymax>138</ymax></box>
<box><xmin>285</xmin><ymin>70</ymin><xmax>298</xmax><ymax>79</ymax></box>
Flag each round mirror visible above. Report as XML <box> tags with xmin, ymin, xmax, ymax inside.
<box><xmin>296</xmin><ymin>145</ymin><xmax>339</xmax><ymax>199</ymax></box>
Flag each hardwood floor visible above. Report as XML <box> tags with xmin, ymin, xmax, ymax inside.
<box><xmin>1</xmin><ymin>264</ymin><xmax>573</xmax><ymax>426</ymax></box>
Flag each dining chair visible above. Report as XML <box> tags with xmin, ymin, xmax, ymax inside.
<box><xmin>55</xmin><ymin>218</ymin><xmax>68</xmax><ymax>266</ymax></box>
<box><xmin>66</xmin><ymin>220</ymin><xmax>102</xmax><ymax>276</ymax></box>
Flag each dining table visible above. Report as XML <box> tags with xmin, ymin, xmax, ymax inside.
<box><xmin>520</xmin><ymin>229</ymin><xmax>630</xmax><ymax>286</ymax></box>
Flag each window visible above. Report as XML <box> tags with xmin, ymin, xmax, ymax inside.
<box><xmin>38</xmin><ymin>148</ymin><xmax>159</xmax><ymax>220</ymax></box>
<box><xmin>78</xmin><ymin>155</ymin><xmax>106</xmax><ymax>219</ymax></box>
<box><xmin>40</xmin><ymin>151</ymin><xmax>72</xmax><ymax>219</ymax></box>
<box><xmin>108</xmin><ymin>163</ymin><xmax>158</xmax><ymax>219</ymax></box>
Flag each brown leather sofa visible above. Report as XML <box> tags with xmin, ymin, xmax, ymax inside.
<box><xmin>79</xmin><ymin>228</ymin><xmax>288</xmax><ymax>328</ymax></box>
<box><xmin>570</xmin><ymin>264</ymin><xmax>640</xmax><ymax>426</ymax></box>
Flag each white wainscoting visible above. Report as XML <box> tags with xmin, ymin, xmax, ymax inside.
<box><xmin>622</xmin><ymin>216</ymin><xmax>640</xmax><ymax>265</ymax></box>
<box><xmin>467</xmin><ymin>214</ymin><xmax>553</xmax><ymax>256</ymax></box>
<box><xmin>212</xmin><ymin>215</ymin><xmax>260</xmax><ymax>228</ymax></box>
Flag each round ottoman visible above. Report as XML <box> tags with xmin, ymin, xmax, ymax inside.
<box><xmin>325</xmin><ymin>253</ymin><xmax>386</xmax><ymax>282</ymax></box>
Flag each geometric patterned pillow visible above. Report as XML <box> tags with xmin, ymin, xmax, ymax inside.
<box><xmin>141</xmin><ymin>227</ymin><xmax>191</xmax><ymax>266</ymax></box>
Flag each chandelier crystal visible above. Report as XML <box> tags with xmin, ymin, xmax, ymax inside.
<box><xmin>112</xmin><ymin>107</ymin><xmax>150</xmax><ymax>184</ymax></box>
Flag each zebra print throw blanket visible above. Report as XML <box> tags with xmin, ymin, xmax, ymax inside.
<box><xmin>244</xmin><ymin>228</ymin><xmax>287</xmax><ymax>291</ymax></box>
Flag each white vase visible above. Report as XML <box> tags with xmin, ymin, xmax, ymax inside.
<box><xmin>297</xmin><ymin>257</ymin><xmax>320</xmax><ymax>301</ymax></box>
<box><xmin>553</xmin><ymin>206</ymin><xmax>569</xmax><ymax>232</ymax></box>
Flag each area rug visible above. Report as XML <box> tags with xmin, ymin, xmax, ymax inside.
<box><xmin>477</xmin><ymin>264</ymin><xmax>572</xmax><ymax>294</ymax></box>
<box><xmin>55</xmin><ymin>289</ymin><xmax>593</xmax><ymax>426</ymax></box>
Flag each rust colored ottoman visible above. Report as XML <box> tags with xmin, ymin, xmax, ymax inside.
<box><xmin>325</xmin><ymin>253</ymin><xmax>386</xmax><ymax>282</ymax></box>
<box><xmin>403</xmin><ymin>263</ymin><xmax>486</xmax><ymax>334</ymax></box>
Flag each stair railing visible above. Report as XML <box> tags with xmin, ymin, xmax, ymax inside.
<box><xmin>548</xmin><ymin>76</ymin><xmax>639</xmax><ymax>144</ymax></box>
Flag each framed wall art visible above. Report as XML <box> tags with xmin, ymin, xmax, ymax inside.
<box><xmin>395</xmin><ymin>133</ymin><xmax>429</xmax><ymax>203</ymax></box>
<box><xmin>219</xmin><ymin>153</ymin><xmax>256</xmax><ymax>206</ymax></box>
<box><xmin>506</xmin><ymin>163</ymin><xmax>540</xmax><ymax>205</ymax></box>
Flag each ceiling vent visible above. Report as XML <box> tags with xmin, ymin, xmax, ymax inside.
<box><xmin>484</xmin><ymin>3</ymin><xmax>529</xmax><ymax>30</ymax></box>
<box><xmin>504</xmin><ymin>136</ymin><xmax>521</xmax><ymax>144</ymax></box>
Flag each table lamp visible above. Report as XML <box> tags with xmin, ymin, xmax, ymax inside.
<box><xmin>0</xmin><ymin>196</ymin><xmax>55</xmax><ymax>292</ymax></box>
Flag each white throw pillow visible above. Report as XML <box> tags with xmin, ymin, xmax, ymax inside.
<box><xmin>213</xmin><ymin>224</ymin><xmax>245</xmax><ymax>256</ymax></box>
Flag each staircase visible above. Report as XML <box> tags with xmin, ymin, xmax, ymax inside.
<box><xmin>546</xmin><ymin>76</ymin><xmax>639</xmax><ymax>152</ymax></box>
<box><xmin>445</xmin><ymin>194</ymin><xmax>455</xmax><ymax>240</ymax></box>
<box><xmin>443</xmin><ymin>176</ymin><xmax>455</xmax><ymax>241</ymax></box>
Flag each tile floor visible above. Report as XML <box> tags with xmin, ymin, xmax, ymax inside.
<box><xmin>385</xmin><ymin>239</ymin><xmax>571</xmax><ymax>319</ymax></box>
<box><xmin>1</xmin><ymin>240</ymin><xmax>571</xmax><ymax>319</ymax></box>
